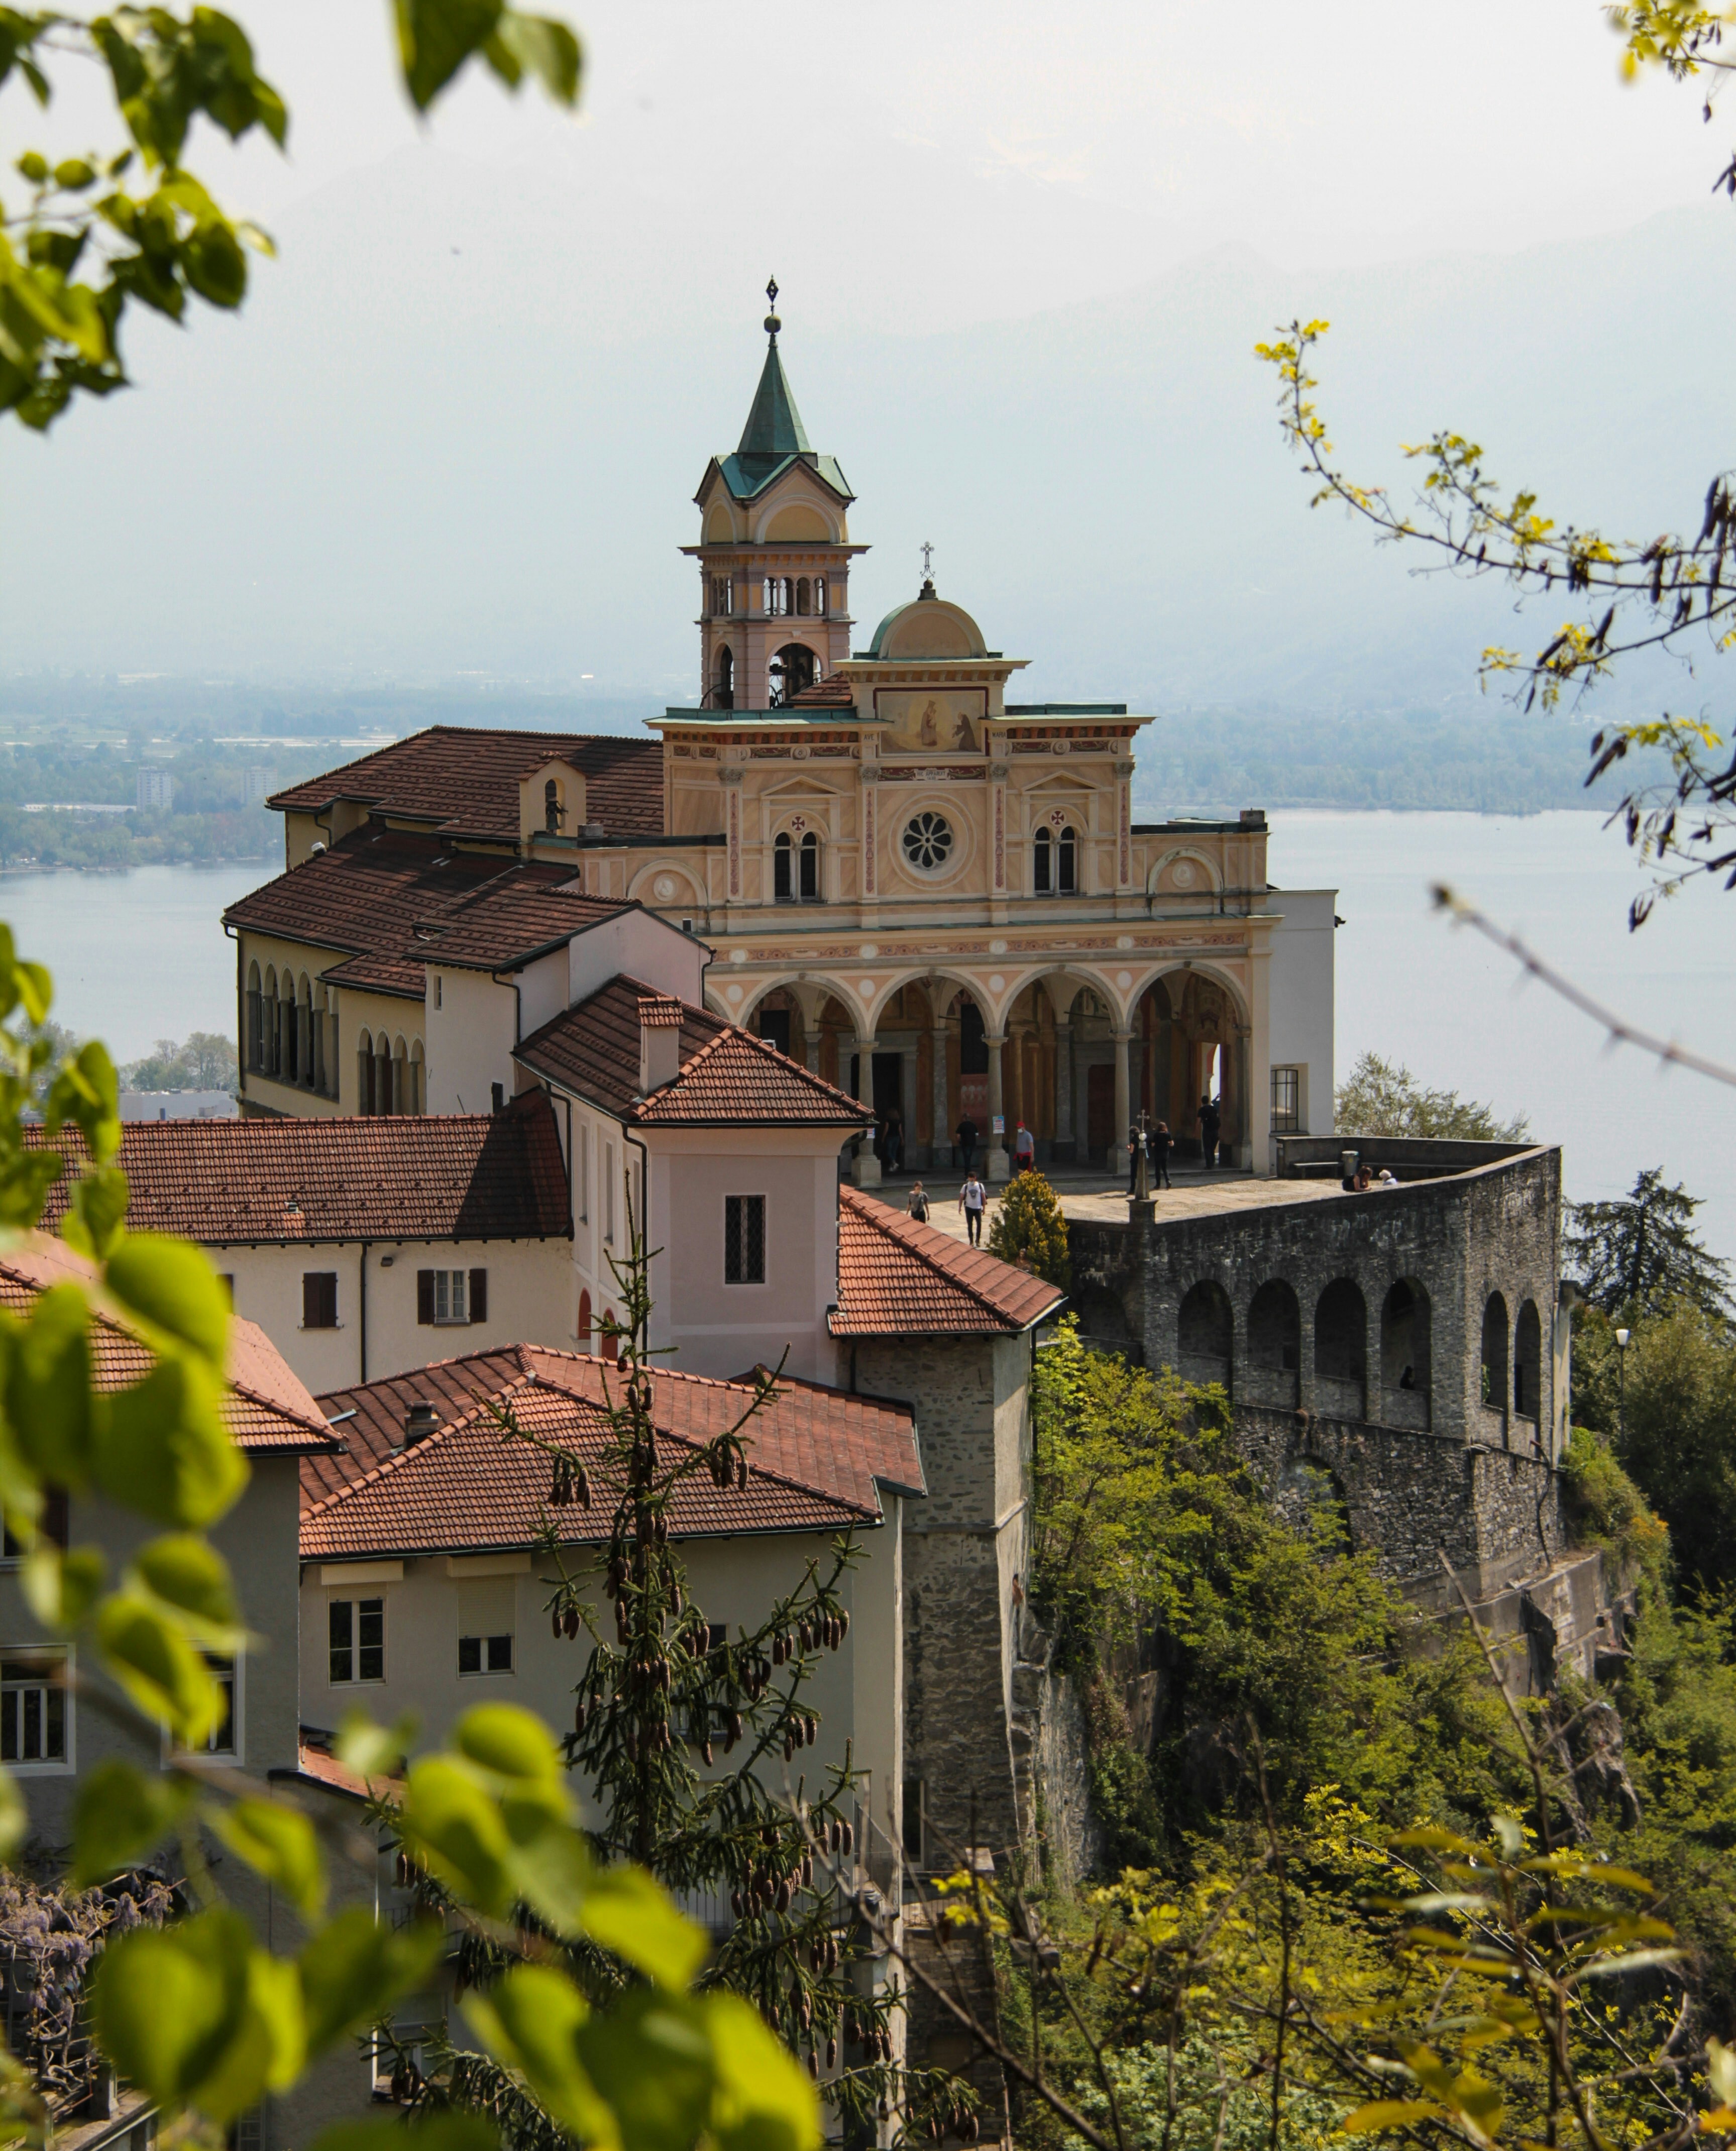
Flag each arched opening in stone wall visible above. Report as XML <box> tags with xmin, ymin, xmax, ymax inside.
<box><xmin>770</xmin><ymin>642</ymin><xmax>816</xmax><ymax>705</ymax></box>
<box><xmin>712</xmin><ymin>645</ymin><xmax>734</xmax><ymax>710</ymax></box>
<box><xmin>1247</xmin><ymin>1278</ymin><xmax>1300</xmax><ymax>1407</ymax></box>
<box><xmin>375</xmin><ymin>1034</ymin><xmax>392</xmax><ymax>1117</ymax></box>
<box><xmin>577</xmin><ymin>1288</ymin><xmax>591</xmax><ymax>1351</ymax></box>
<box><xmin>1314</xmin><ymin>1277</ymin><xmax>1368</xmax><ymax>1419</ymax></box>
<box><xmin>753</xmin><ymin>987</ymin><xmax>797</xmax><ymax>1058</ymax></box>
<box><xmin>1481</xmin><ymin>1294</ymin><xmax>1510</xmax><ymax>1421</ymax></box>
<box><xmin>356</xmin><ymin>1028</ymin><xmax>375</xmax><ymax>1115</ymax></box>
<box><xmin>1177</xmin><ymin>1279</ymin><xmax>1233</xmax><ymax>1392</ymax></box>
<box><xmin>1156</xmin><ymin>971</ymin><xmax>1245</xmax><ymax>1164</ymax></box>
<box><xmin>246</xmin><ymin>962</ymin><xmax>262</xmax><ymax>1071</ymax></box>
<box><xmin>1074</xmin><ymin>1285</ymin><xmax>1139</xmax><ymax>1360</ymax></box>
<box><xmin>1514</xmin><ymin>1300</ymin><xmax>1542</xmax><ymax>1425</ymax></box>
<box><xmin>1381</xmin><ymin>1278</ymin><xmax>1432</xmax><ymax>1429</ymax></box>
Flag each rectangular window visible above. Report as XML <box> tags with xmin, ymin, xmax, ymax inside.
<box><xmin>458</xmin><ymin>1633</ymin><xmax>514</xmax><ymax>1676</ymax></box>
<box><xmin>1</xmin><ymin>1655</ymin><xmax>66</xmax><ymax>1765</ymax></box>
<box><xmin>193</xmin><ymin>1654</ymin><xmax>237</xmax><ymax>1756</ymax></box>
<box><xmin>1271</xmin><ymin>1066</ymin><xmax>1301</xmax><ymax>1134</ymax></box>
<box><xmin>417</xmin><ymin>1270</ymin><xmax>476</xmax><ymax>1325</ymax></box>
<box><xmin>724</xmin><ymin>1195</ymin><xmax>766</xmax><ymax>1285</ymax></box>
<box><xmin>902</xmin><ymin>1778</ymin><xmax>924</xmax><ymax>1866</ymax></box>
<box><xmin>217</xmin><ymin>1273</ymin><xmax>235</xmax><ymax>1306</ymax></box>
<box><xmin>2</xmin><ymin>1491</ymin><xmax>68</xmax><ymax>1562</ymax></box>
<box><xmin>302</xmin><ymin>1271</ymin><xmax>338</xmax><ymax>1329</ymax></box>
<box><xmin>604</xmin><ymin>1144</ymin><xmax>616</xmax><ymax>1243</ymax></box>
<box><xmin>329</xmin><ymin>1597</ymin><xmax>384</xmax><ymax>1683</ymax></box>
<box><xmin>577</xmin><ymin>1124</ymin><xmax>590</xmax><ymax>1223</ymax></box>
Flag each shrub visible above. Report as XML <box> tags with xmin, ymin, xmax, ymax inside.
<box><xmin>987</xmin><ymin>1168</ymin><xmax>1070</xmax><ymax>1288</ymax></box>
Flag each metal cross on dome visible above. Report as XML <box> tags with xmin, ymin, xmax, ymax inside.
<box><xmin>920</xmin><ymin>541</ymin><xmax>934</xmax><ymax>580</ymax></box>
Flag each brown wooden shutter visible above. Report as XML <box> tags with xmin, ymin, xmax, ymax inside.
<box><xmin>469</xmin><ymin>1268</ymin><xmax>488</xmax><ymax>1323</ymax></box>
<box><xmin>417</xmin><ymin>1270</ymin><xmax>436</xmax><ymax>1325</ymax></box>
<box><xmin>303</xmin><ymin>1272</ymin><xmax>319</xmax><ymax>1328</ymax></box>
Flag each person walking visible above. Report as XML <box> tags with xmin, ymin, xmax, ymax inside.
<box><xmin>1014</xmin><ymin>1120</ymin><xmax>1035</xmax><ymax>1175</ymax></box>
<box><xmin>959</xmin><ymin>1170</ymin><xmax>987</xmax><ymax>1246</ymax></box>
<box><xmin>1198</xmin><ymin>1093</ymin><xmax>1222</xmax><ymax>1170</ymax></box>
<box><xmin>1150</xmin><ymin>1118</ymin><xmax>1173</xmax><ymax>1189</ymax></box>
<box><xmin>1127</xmin><ymin>1123</ymin><xmax>1143</xmax><ymax>1195</ymax></box>
<box><xmin>907</xmin><ymin>1180</ymin><xmax>930</xmax><ymax>1223</ymax></box>
<box><xmin>955</xmin><ymin>1114</ymin><xmax>978</xmax><ymax>1174</ymax></box>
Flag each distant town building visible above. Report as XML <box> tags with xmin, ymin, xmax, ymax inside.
<box><xmin>242</xmin><ymin>766</ymin><xmax>275</xmax><ymax>806</ymax></box>
<box><xmin>135</xmin><ymin>766</ymin><xmax>175</xmax><ymax>809</ymax></box>
<box><xmin>118</xmin><ymin>1088</ymin><xmax>239</xmax><ymax>1122</ymax></box>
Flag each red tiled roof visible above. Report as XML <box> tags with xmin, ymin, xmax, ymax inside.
<box><xmin>787</xmin><ymin>677</ymin><xmax>856</xmax><ymax>709</ymax></box>
<box><xmin>308</xmin><ymin>1343</ymin><xmax>922</xmax><ymax>1524</ymax></box>
<box><xmin>221</xmin><ymin>827</ymin><xmax>633</xmax><ymax>997</ymax></box>
<box><xmin>515</xmin><ymin>975</ymin><xmax>867</xmax><ymax>1127</ymax></box>
<box><xmin>267</xmin><ymin>727</ymin><xmax>665</xmax><ymax>844</ymax></box>
<box><xmin>300</xmin><ymin>1369</ymin><xmax>876</xmax><ymax>1561</ymax></box>
<box><xmin>831</xmin><ymin>1188</ymin><xmax>1064</xmax><ymax>1336</ymax></box>
<box><xmin>272</xmin><ymin>1742</ymin><xmax>401</xmax><ymax>1803</ymax></box>
<box><xmin>29</xmin><ymin>1092</ymin><xmax>571</xmax><ymax>1245</ymax></box>
<box><xmin>0</xmin><ymin>1238</ymin><xmax>338</xmax><ymax>1453</ymax></box>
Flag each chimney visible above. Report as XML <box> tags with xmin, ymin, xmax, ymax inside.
<box><xmin>490</xmin><ymin>1082</ymin><xmax>505</xmax><ymax>1114</ymax></box>
<box><xmin>638</xmin><ymin>995</ymin><xmax>685</xmax><ymax>1094</ymax></box>
<box><xmin>398</xmin><ymin>1399</ymin><xmax>439</xmax><ymax>1451</ymax></box>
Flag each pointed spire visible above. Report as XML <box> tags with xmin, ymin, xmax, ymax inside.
<box><xmin>737</xmin><ymin>277</ymin><xmax>811</xmax><ymax>459</ymax></box>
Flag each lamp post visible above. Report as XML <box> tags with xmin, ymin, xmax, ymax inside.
<box><xmin>1614</xmin><ymin>1326</ymin><xmax>1630</xmax><ymax>1449</ymax></box>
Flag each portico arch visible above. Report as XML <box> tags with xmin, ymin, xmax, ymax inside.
<box><xmin>1133</xmin><ymin>962</ymin><xmax>1252</xmax><ymax>1167</ymax></box>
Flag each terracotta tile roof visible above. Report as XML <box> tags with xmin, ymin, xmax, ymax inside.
<box><xmin>267</xmin><ymin>727</ymin><xmax>665</xmax><ymax>844</ymax></box>
<box><xmin>515</xmin><ymin>976</ymin><xmax>868</xmax><ymax>1127</ymax></box>
<box><xmin>831</xmin><ymin>1187</ymin><xmax>1064</xmax><ymax>1336</ymax></box>
<box><xmin>271</xmin><ymin>1741</ymin><xmax>401</xmax><ymax>1803</ymax></box>
<box><xmin>787</xmin><ymin>676</ymin><xmax>856</xmax><ymax>709</ymax></box>
<box><xmin>29</xmin><ymin>1092</ymin><xmax>571</xmax><ymax>1246</ymax></box>
<box><xmin>299</xmin><ymin>1369</ymin><xmax>875</xmax><ymax>1561</ymax></box>
<box><xmin>0</xmin><ymin>1238</ymin><xmax>339</xmax><ymax>1454</ymax></box>
<box><xmin>222</xmin><ymin>827</ymin><xmax>633</xmax><ymax>996</ymax></box>
<box><xmin>308</xmin><ymin>1343</ymin><xmax>921</xmax><ymax>1525</ymax></box>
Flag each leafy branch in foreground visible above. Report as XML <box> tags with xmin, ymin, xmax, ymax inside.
<box><xmin>1254</xmin><ymin>318</ymin><xmax>1736</xmax><ymax>923</ymax></box>
<box><xmin>0</xmin><ymin>1</ymin><xmax>580</xmax><ymax>429</ymax></box>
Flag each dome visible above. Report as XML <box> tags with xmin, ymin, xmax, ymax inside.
<box><xmin>866</xmin><ymin>585</ymin><xmax>989</xmax><ymax>662</ymax></box>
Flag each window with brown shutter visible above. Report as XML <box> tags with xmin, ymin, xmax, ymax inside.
<box><xmin>302</xmin><ymin>1272</ymin><xmax>338</xmax><ymax>1329</ymax></box>
<box><xmin>417</xmin><ymin>1270</ymin><xmax>435</xmax><ymax>1325</ymax></box>
<box><xmin>469</xmin><ymin>1268</ymin><xmax>488</xmax><ymax>1323</ymax></box>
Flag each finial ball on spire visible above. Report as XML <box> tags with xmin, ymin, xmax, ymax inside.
<box><xmin>764</xmin><ymin>275</ymin><xmax>781</xmax><ymax>344</ymax></box>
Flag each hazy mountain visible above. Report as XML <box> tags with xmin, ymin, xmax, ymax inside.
<box><xmin>2</xmin><ymin>146</ymin><xmax>1730</xmax><ymax>739</ymax></box>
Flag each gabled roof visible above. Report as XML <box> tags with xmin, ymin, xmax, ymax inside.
<box><xmin>266</xmin><ymin>726</ymin><xmax>665</xmax><ymax>845</ymax></box>
<box><xmin>222</xmin><ymin>827</ymin><xmax>635</xmax><ymax>996</ymax></box>
<box><xmin>0</xmin><ymin>1238</ymin><xmax>338</xmax><ymax>1454</ymax></box>
<box><xmin>302</xmin><ymin>1344</ymin><xmax>920</xmax><ymax>1560</ymax></box>
<box><xmin>515</xmin><ymin>975</ymin><xmax>867</xmax><ymax>1128</ymax></box>
<box><xmin>309</xmin><ymin>1345</ymin><xmax>922</xmax><ymax>1518</ymax></box>
<box><xmin>831</xmin><ymin>1188</ymin><xmax>1064</xmax><ymax>1337</ymax></box>
<box><xmin>29</xmin><ymin>1092</ymin><xmax>571</xmax><ymax>1246</ymax></box>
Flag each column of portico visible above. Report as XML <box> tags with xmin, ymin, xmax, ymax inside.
<box><xmin>1112</xmin><ymin>1029</ymin><xmax>1133</xmax><ymax>1170</ymax></box>
<box><xmin>853</xmin><ymin>1033</ymin><xmax>880</xmax><ymax>1188</ymax></box>
<box><xmin>986</xmin><ymin>1035</ymin><xmax>1008</xmax><ymax>1182</ymax></box>
<box><xmin>1053</xmin><ymin>1017</ymin><xmax>1075</xmax><ymax>1163</ymax></box>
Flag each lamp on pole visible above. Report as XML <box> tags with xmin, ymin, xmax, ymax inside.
<box><xmin>1614</xmin><ymin>1326</ymin><xmax>1630</xmax><ymax>1449</ymax></box>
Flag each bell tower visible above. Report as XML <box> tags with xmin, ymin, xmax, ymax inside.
<box><xmin>687</xmin><ymin>283</ymin><xmax>866</xmax><ymax>710</ymax></box>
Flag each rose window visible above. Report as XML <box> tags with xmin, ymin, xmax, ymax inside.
<box><xmin>902</xmin><ymin>812</ymin><xmax>954</xmax><ymax>872</ymax></box>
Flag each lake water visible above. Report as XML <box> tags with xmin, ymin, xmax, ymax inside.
<box><xmin>5</xmin><ymin>813</ymin><xmax>1731</xmax><ymax>1257</ymax></box>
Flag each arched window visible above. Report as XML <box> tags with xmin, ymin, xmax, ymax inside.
<box><xmin>392</xmin><ymin>1037</ymin><xmax>408</xmax><ymax>1115</ymax></box>
<box><xmin>375</xmin><ymin>1036</ymin><xmax>392</xmax><ymax>1117</ymax></box>
<box><xmin>774</xmin><ymin>831</ymin><xmax>794</xmax><ymax>902</ymax></box>
<box><xmin>1247</xmin><ymin>1279</ymin><xmax>1300</xmax><ymax>1406</ymax></box>
<box><xmin>1056</xmin><ymin>824</ymin><xmax>1077</xmax><ymax>893</ymax></box>
<box><xmin>1034</xmin><ymin>826</ymin><xmax>1052</xmax><ymax>893</ymax></box>
<box><xmin>713</xmin><ymin>646</ymin><xmax>734</xmax><ymax>710</ymax></box>
<box><xmin>813</xmin><ymin>576</ymin><xmax>826</xmax><ymax>616</ymax></box>
<box><xmin>356</xmin><ymin>1028</ymin><xmax>374</xmax><ymax>1115</ymax></box>
<box><xmin>298</xmin><ymin>976</ymin><xmax>314</xmax><ymax>1087</ymax></box>
<box><xmin>601</xmin><ymin>1312</ymin><xmax>618</xmax><ymax>1363</ymax></box>
<box><xmin>795</xmin><ymin>576</ymin><xmax>811</xmax><ymax>616</ymax></box>
<box><xmin>1381</xmin><ymin>1279</ymin><xmax>1432</xmax><ymax>1428</ymax></box>
<box><xmin>246</xmin><ymin>963</ymin><xmax>262</xmax><ymax>1071</ymax></box>
<box><xmin>283</xmin><ymin>984</ymin><xmax>299</xmax><ymax>1087</ymax></box>
<box><xmin>1315</xmin><ymin>1278</ymin><xmax>1367</xmax><ymax>1418</ymax></box>
<box><xmin>800</xmin><ymin>830</ymin><xmax>819</xmax><ymax>901</ymax></box>
<box><xmin>263</xmin><ymin>968</ymin><xmax>278</xmax><ymax>1076</ymax></box>
<box><xmin>1177</xmin><ymin>1279</ymin><xmax>1233</xmax><ymax>1392</ymax></box>
<box><xmin>545</xmin><ymin>778</ymin><xmax>564</xmax><ymax>834</ymax></box>
<box><xmin>577</xmin><ymin>1288</ymin><xmax>591</xmax><ymax>1351</ymax></box>
<box><xmin>763</xmin><ymin>576</ymin><xmax>793</xmax><ymax>618</ymax></box>
<box><xmin>409</xmin><ymin>1039</ymin><xmax>424</xmax><ymax>1115</ymax></box>
<box><xmin>1514</xmin><ymin>1300</ymin><xmax>1542</xmax><ymax>1421</ymax></box>
<box><xmin>1033</xmin><ymin>824</ymin><xmax>1077</xmax><ymax>894</ymax></box>
<box><xmin>1481</xmin><ymin>1294</ymin><xmax>1509</xmax><ymax>1416</ymax></box>
<box><xmin>771</xmin><ymin>642</ymin><xmax>815</xmax><ymax>706</ymax></box>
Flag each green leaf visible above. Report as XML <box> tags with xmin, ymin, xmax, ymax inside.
<box><xmin>396</xmin><ymin>1755</ymin><xmax>519</xmax><ymax>1919</ymax></box>
<box><xmin>45</xmin><ymin>1040</ymin><xmax>119</xmax><ymax>1161</ymax></box>
<box><xmin>394</xmin><ymin>0</ymin><xmax>505</xmax><ymax>112</ymax></box>
<box><xmin>463</xmin><ymin>1965</ymin><xmax>612</xmax><ymax>2144</ymax></box>
<box><xmin>91</xmin><ymin>1905</ymin><xmax>298</xmax><ymax>2124</ymax></box>
<box><xmin>1337</xmin><ymin>2102</ymin><xmax>1441</xmax><ymax>2136</ymax></box>
<box><xmin>104</xmin><ymin>1233</ymin><xmax>230</xmax><ymax>1371</ymax></box>
<box><xmin>182</xmin><ymin>217</ymin><xmax>246</xmax><ymax>308</ymax></box>
<box><xmin>64</xmin><ymin>1165</ymin><xmax>129</xmax><ymax>1262</ymax></box>
<box><xmin>214</xmin><ymin>1799</ymin><xmax>325</xmax><ymax>1920</ymax></box>
<box><xmin>21</xmin><ymin>1542</ymin><xmax>106</xmax><ymax>1628</ymax></box>
<box><xmin>94</xmin><ymin>1354</ymin><xmax>248</xmax><ymax>1528</ymax></box>
<box><xmin>94</xmin><ymin>1589</ymin><xmax>225</xmax><ymax>1745</ymax></box>
<box><xmin>298</xmin><ymin>1907</ymin><xmax>445</xmax><ymax>2054</ymax></box>
<box><xmin>15</xmin><ymin>153</ymin><xmax>47</xmax><ymax>185</ymax></box>
<box><xmin>573</xmin><ymin>1986</ymin><xmax>716</xmax><ymax>2151</ymax></box>
<box><xmin>132</xmin><ymin>1532</ymin><xmax>241</xmax><ymax>1640</ymax></box>
<box><xmin>0</xmin><ymin>1769</ymin><xmax>25</xmax><ymax>1865</ymax></box>
<box><xmin>490</xmin><ymin>13</ymin><xmax>581</xmax><ymax>102</ymax></box>
<box><xmin>581</xmin><ymin>1864</ymin><xmax>708</xmax><ymax>1991</ymax></box>
<box><xmin>8</xmin><ymin>1282</ymin><xmax>95</xmax><ymax>1488</ymax></box>
<box><xmin>701</xmin><ymin>1991</ymin><xmax>822</xmax><ymax>2151</ymax></box>
<box><xmin>70</xmin><ymin>1757</ymin><xmax>194</xmax><ymax>1886</ymax></box>
<box><xmin>313</xmin><ymin>2117</ymin><xmax>499</xmax><ymax>2151</ymax></box>
<box><xmin>53</xmin><ymin>160</ymin><xmax>94</xmax><ymax>190</ymax></box>
<box><xmin>334</xmin><ymin>1705</ymin><xmax>416</xmax><ymax>1783</ymax></box>
<box><xmin>454</xmin><ymin>1700</ymin><xmax>566</xmax><ymax>1788</ymax></box>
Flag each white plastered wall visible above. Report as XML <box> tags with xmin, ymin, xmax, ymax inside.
<box><xmin>1265</xmin><ymin>888</ymin><xmax>1337</xmax><ymax>1140</ymax></box>
<box><xmin>565</xmin><ymin>908</ymin><xmax>708</xmax><ymax>1008</ymax></box>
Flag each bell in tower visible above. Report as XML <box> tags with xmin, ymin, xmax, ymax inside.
<box><xmin>687</xmin><ymin>284</ymin><xmax>864</xmax><ymax>711</ymax></box>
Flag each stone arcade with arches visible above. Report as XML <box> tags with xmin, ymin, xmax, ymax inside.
<box><xmin>248</xmin><ymin>302</ymin><xmax>1336</xmax><ymax>1176</ymax></box>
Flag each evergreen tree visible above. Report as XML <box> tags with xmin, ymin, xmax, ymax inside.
<box><xmin>437</xmin><ymin>1203</ymin><xmax>969</xmax><ymax>2146</ymax></box>
<box><xmin>1566</xmin><ymin>1166</ymin><xmax>1732</xmax><ymax>1321</ymax></box>
<box><xmin>987</xmin><ymin>1170</ymin><xmax>1070</xmax><ymax>1289</ymax></box>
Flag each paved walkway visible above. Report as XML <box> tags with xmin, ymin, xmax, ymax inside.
<box><xmin>856</xmin><ymin>1163</ymin><xmax>1345</xmax><ymax>1247</ymax></box>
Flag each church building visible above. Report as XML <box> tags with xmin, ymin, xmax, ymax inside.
<box><xmin>237</xmin><ymin>293</ymin><xmax>1335</xmax><ymax>1175</ymax></box>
